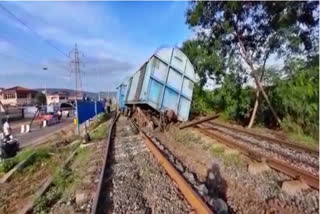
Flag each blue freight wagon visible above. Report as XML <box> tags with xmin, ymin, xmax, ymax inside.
<box><xmin>116</xmin><ymin>80</ymin><xmax>129</xmax><ymax>111</ymax></box>
<box><xmin>117</xmin><ymin>47</ymin><xmax>196</xmax><ymax>121</ymax></box>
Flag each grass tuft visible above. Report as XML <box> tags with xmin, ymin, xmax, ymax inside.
<box><xmin>210</xmin><ymin>144</ymin><xmax>225</xmax><ymax>154</ymax></box>
<box><xmin>90</xmin><ymin>122</ymin><xmax>108</xmax><ymax>141</ymax></box>
<box><xmin>22</xmin><ymin>148</ymin><xmax>51</xmax><ymax>169</ymax></box>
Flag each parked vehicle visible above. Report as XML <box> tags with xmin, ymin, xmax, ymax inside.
<box><xmin>60</xmin><ymin>102</ymin><xmax>74</xmax><ymax>117</ymax></box>
<box><xmin>35</xmin><ymin>112</ymin><xmax>60</xmax><ymax>127</ymax></box>
<box><xmin>116</xmin><ymin>47</ymin><xmax>196</xmax><ymax>121</ymax></box>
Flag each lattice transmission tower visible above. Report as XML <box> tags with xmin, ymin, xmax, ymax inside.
<box><xmin>69</xmin><ymin>43</ymin><xmax>85</xmax><ymax>99</ymax></box>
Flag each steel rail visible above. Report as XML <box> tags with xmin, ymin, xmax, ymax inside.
<box><xmin>132</xmin><ymin>120</ymin><xmax>213</xmax><ymax>214</ymax></box>
<box><xmin>91</xmin><ymin>112</ymin><xmax>119</xmax><ymax>214</ymax></box>
<box><xmin>207</xmin><ymin>121</ymin><xmax>318</xmax><ymax>157</ymax></box>
<box><xmin>197</xmin><ymin>125</ymin><xmax>319</xmax><ymax>190</ymax></box>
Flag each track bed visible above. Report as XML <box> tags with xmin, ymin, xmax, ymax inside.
<box><xmin>97</xmin><ymin>116</ymin><xmax>191</xmax><ymax>214</ymax></box>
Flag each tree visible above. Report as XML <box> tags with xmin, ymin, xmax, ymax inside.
<box><xmin>186</xmin><ymin>1</ymin><xmax>319</xmax><ymax>127</ymax></box>
<box><xmin>181</xmin><ymin>40</ymin><xmax>223</xmax><ymax>87</ymax></box>
<box><xmin>35</xmin><ymin>92</ymin><xmax>46</xmax><ymax>106</ymax></box>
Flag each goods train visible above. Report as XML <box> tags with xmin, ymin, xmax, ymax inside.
<box><xmin>117</xmin><ymin>47</ymin><xmax>196</xmax><ymax>121</ymax></box>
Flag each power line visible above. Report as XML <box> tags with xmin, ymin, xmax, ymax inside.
<box><xmin>0</xmin><ymin>33</ymin><xmax>44</xmax><ymax>62</ymax></box>
<box><xmin>0</xmin><ymin>18</ymin><xmax>73</xmax><ymax>75</ymax></box>
<box><xmin>0</xmin><ymin>2</ymin><xmax>70</xmax><ymax>59</ymax></box>
<box><xmin>0</xmin><ymin>52</ymin><xmax>72</xmax><ymax>82</ymax></box>
<box><xmin>0</xmin><ymin>52</ymin><xmax>39</xmax><ymax>68</ymax></box>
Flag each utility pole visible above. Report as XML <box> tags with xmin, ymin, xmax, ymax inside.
<box><xmin>69</xmin><ymin>43</ymin><xmax>83</xmax><ymax>99</ymax></box>
<box><xmin>97</xmin><ymin>69</ymin><xmax>101</xmax><ymax>101</ymax></box>
<box><xmin>43</xmin><ymin>67</ymin><xmax>48</xmax><ymax>96</ymax></box>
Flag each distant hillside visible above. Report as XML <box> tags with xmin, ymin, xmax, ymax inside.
<box><xmin>35</xmin><ymin>88</ymin><xmax>116</xmax><ymax>100</ymax></box>
<box><xmin>99</xmin><ymin>91</ymin><xmax>117</xmax><ymax>99</ymax></box>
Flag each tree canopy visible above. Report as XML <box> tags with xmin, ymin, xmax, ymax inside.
<box><xmin>35</xmin><ymin>92</ymin><xmax>46</xmax><ymax>106</ymax></box>
<box><xmin>184</xmin><ymin>1</ymin><xmax>319</xmax><ymax>127</ymax></box>
<box><xmin>186</xmin><ymin>1</ymin><xmax>319</xmax><ymax>68</ymax></box>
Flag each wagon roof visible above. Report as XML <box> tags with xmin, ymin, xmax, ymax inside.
<box><xmin>117</xmin><ymin>47</ymin><xmax>196</xmax><ymax>87</ymax></box>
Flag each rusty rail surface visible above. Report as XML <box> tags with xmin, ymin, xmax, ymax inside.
<box><xmin>179</xmin><ymin>114</ymin><xmax>219</xmax><ymax>130</ymax></box>
<box><xmin>207</xmin><ymin>121</ymin><xmax>318</xmax><ymax>157</ymax></box>
<box><xmin>197</xmin><ymin>125</ymin><xmax>319</xmax><ymax>190</ymax></box>
<box><xmin>91</xmin><ymin>112</ymin><xmax>119</xmax><ymax>214</ymax></box>
<box><xmin>132</xmin><ymin>120</ymin><xmax>213</xmax><ymax>214</ymax></box>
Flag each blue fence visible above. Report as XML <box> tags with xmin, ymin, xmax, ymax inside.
<box><xmin>76</xmin><ymin>100</ymin><xmax>105</xmax><ymax>125</ymax></box>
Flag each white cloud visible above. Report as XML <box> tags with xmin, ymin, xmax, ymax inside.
<box><xmin>0</xmin><ymin>40</ymin><xmax>11</xmax><ymax>51</ymax></box>
<box><xmin>10</xmin><ymin>2</ymin><xmax>118</xmax><ymax>33</ymax></box>
<box><xmin>0</xmin><ymin>2</ymin><xmax>147</xmax><ymax>91</ymax></box>
<box><xmin>0</xmin><ymin>1</ymin><xmax>189</xmax><ymax>92</ymax></box>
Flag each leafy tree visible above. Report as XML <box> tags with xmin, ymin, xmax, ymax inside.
<box><xmin>267</xmin><ymin>55</ymin><xmax>319</xmax><ymax>138</ymax></box>
<box><xmin>186</xmin><ymin>1</ymin><xmax>319</xmax><ymax>127</ymax></box>
<box><xmin>35</xmin><ymin>92</ymin><xmax>46</xmax><ymax>106</ymax></box>
<box><xmin>181</xmin><ymin>40</ymin><xmax>223</xmax><ymax>87</ymax></box>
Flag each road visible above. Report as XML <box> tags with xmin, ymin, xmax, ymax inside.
<box><xmin>15</xmin><ymin>118</ymin><xmax>74</xmax><ymax>148</ymax></box>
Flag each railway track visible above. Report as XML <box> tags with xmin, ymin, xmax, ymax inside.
<box><xmin>201</xmin><ymin>122</ymin><xmax>319</xmax><ymax>174</ymax></box>
<box><xmin>209</xmin><ymin>121</ymin><xmax>318</xmax><ymax>156</ymax></box>
<box><xmin>196</xmin><ymin>123</ymin><xmax>319</xmax><ymax>190</ymax></box>
<box><xmin>92</xmin><ymin>114</ymin><xmax>214</xmax><ymax>214</ymax></box>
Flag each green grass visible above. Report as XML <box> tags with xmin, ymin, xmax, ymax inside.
<box><xmin>33</xmin><ymin>145</ymin><xmax>87</xmax><ymax>213</ymax></box>
<box><xmin>210</xmin><ymin>144</ymin><xmax>225</xmax><ymax>154</ymax></box>
<box><xmin>209</xmin><ymin>144</ymin><xmax>245</xmax><ymax>168</ymax></box>
<box><xmin>0</xmin><ymin>148</ymin><xmax>34</xmax><ymax>173</ymax></box>
<box><xmin>68</xmin><ymin>147</ymin><xmax>90</xmax><ymax>188</ymax></box>
<box><xmin>222</xmin><ymin>153</ymin><xmax>245</xmax><ymax>167</ymax></box>
<box><xmin>90</xmin><ymin>122</ymin><xmax>108</xmax><ymax>141</ymax></box>
<box><xmin>22</xmin><ymin>148</ymin><xmax>51</xmax><ymax>169</ymax></box>
<box><xmin>170</xmin><ymin>128</ymin><xmax>202</xmax><ymax>147</ymax></box>
<box><xmin>33</xmin><ymin>167</ymin><xmax>74</xmax><ymax>214</ymax></box>
<box><xmin>287</xmin><ymin>133</ymin><xmax>318</xmax><ymax>148</ymax></box>
<box><xmin>88</xmin><ymin>112</ymin><xmax>109</xmax><ymax>132</ymax></box>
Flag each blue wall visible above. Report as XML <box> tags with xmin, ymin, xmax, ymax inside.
<box><xmin>76</xmin><ymin>100</ymin><xmax>105</xmax><ymax>124</ymax></box>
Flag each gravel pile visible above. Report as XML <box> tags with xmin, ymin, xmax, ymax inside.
<box><xmin>205</xmin><ymin>123</ymin><xmax>318</xmax><ymax>176</ymax></box>
<box><xmin>102</xmin><ymin>116</ymin><xmax>191</xmax><ymax>214</ymax></box>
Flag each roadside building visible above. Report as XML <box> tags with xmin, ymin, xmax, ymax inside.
<box><xmin>68</xmin><ymin>92</ymin><xmax>84</xmax><ymax>101</ymax></box>
<box><xmin>46</xmin><ymin>92</ymin><xmax>68</xmax><ymax>105</ymax></box>
<box><xmin>0</xmin><ymin>86</ymin><xmax>37</xmax><ymax>110</ymax></box>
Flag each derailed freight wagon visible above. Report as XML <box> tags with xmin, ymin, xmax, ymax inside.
<box><xmin>117</xmin><ymin>47</ymin><xmax>196</xmax><ymax>121</ymax></box>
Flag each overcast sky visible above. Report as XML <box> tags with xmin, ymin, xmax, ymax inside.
<box><xmin>0</xmin><ymin>1</ymin><xmax>192</xmax><ymax>92</ymax></box>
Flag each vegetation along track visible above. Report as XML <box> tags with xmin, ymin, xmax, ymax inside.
<box><xmin>197</xmin><ymin>123</ymin><xmax>319</xmax><ymax>190</ymax></box>
<box><xmin>92</xmin><ymin>114</ymin><xmax>220</xmax><ymax>214</ymax></box>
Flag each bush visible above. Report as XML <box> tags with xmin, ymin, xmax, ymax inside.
<box><xmin>191</xmin><ymin>73</ymin><xmax>253</xmax><ymax>123</ymax></box>
<box><xmin>266</xmin><ymin>57</ymin><xmax>319</xmax><ymax>139</ymax></box>
<box><xmin>191</xmin><ymin>56</ymin><xmax>318</xmax><ymax>141</ymax></box>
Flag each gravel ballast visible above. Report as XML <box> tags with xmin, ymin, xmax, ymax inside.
<box><xmin>101</xmin><ymin>116</ymin><xmax>191</xmax><ymax>214</ymax></box>
<box><xmin>153</xmin><ymin>126</ymin><xmax>319</xmax><ymax>214</ymax></box>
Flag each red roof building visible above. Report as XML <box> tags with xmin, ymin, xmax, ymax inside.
<box><xmin>0</xmin><ymin>86</ymin><xmax>38</xmax><ymax>108</ymax></box>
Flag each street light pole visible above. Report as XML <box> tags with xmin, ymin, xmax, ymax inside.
<box><xmin>43</xmin><ymin>67</ymin><xmax>48</xmax><ymax>96</ymax></box>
